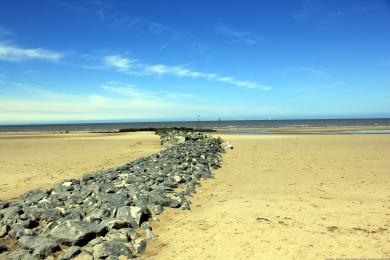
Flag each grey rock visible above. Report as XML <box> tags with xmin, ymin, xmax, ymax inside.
<box><xmin>9</xmin><ymin>224</ymin><xmax>35</xmax><ymax>239</ymax></box>
<box><xmin>93</xmin><ymin>241</ymin><xmax>133</xmax><ymax>258</ymax></box>
<box><xmin>22</xmin><ymin>190</ymin><xmax>47</xmax><ymax>204</ymax></box>
<box><xmin>104</xmin><ymin>228</ymin><xmax>135</xmax><ymax>243</ymax></box>
<box><xmin>0</xmin><ymin>201</ymin><xmax>9</xmax><ymax>210</ymax></box>
<box><xmin>132</xmin><ymin>238</ymin><xmax>147</xmax><ymax>254</ymax></box>
<box><xmin>3</xmin><ymin>249</ymin><xmax>38</xmax><ymax>260</ymax></box>
<box><xmin>145</xmin><ymin>229</ymin><xmax>156</xmax><ymax>240</ymax></box>
<box><xmin>116</xmin><ymin>206</ymin><xmax>144</xmax><ymax>228</ymax></box>
<box><xmin>19</xmin><ymin>235</ymin><xmax>59</xmax><ymax>258</ymax></box>
<box><xmin>42</xmin><ymin>208</ymin><xmax>63</xmax><ymax>221</ymax></box>
<box><xmin>60</xmin><ymin>246</ymin><xmax>81</xmax><ymax>260</ymax></box>
<box><xmin>0</xmin><ymin>224</ymin><xmax>9</xmax><ymax>238</ymax></box>
<box><xmin>87</xmin><ymin>236</ymin><xmax>104</xmax><ymax>246</ymax></box>
<box><xmin>89</xmin><ymin>208</ymin><xmax>109</xmax><ymax>221</ymax></box>
<box><xmin>100</xmin><ymin>218</ymin><xmax>129</xmax><ymax>231</ymax></box>
<box><xmin>48</xmin><ymin>220</ymin><xmax>104</xmax><ymax>245</ymax></box>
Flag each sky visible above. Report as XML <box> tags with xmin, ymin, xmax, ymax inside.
<box><xmin>0</xmin><ymin>0</ymin><xmax>390</xmax><ymax>124</ymax></box>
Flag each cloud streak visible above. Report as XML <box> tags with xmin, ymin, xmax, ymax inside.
<box><xmin>215</xmin><ymin>25</ymin><xmax>262</xmax><ymax>46</ymax></box>
<box><xmin>0</xmin><ymin>43</ymin><xmax>63</xmax><ymax>62</ymax></box>
<box><xmin>103</xmin><ymin>55</ymin><xmax>271</xmax><ymax>90</ymax></box>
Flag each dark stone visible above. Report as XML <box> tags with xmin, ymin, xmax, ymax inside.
<box><xmin>42</xmin><ymin>208</ymin><xmax>63</xmax><ymax>222</ymax></box>
<box><xmin>92</xmin><ymin>241</ymin><xmax>133</xmax><ymax>258</ymax></box>
<box><xmin>48</xmin><ymin>220</ymin><xmax>104</xmax><ymax>246</ymax></box>
<box><xmin>9</xmin><ymin>224</ymin><xmax>35</xmax><ymax>239</ymax></box>
<box><xmin>19</xmin><ymin>235</ymin><xmax>59</xmax><ymax>258</ymax></box>
<box><xmin>0</xmin><ymin>201</ymin><xmax>10</xmax><ymax>210</ymax></box>
<box><xmin>22</xmin><ymin>190</ymin><xmax>47</xmax><ymax>204</ymax></box>
<box><xmin>131</xmin><ymin>238</ymin><xmax>147</xmax><ymax>254</ymax></box>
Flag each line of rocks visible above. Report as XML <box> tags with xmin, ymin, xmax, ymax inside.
<box><xmin>0</xmin><ymin>129</ymin><xmax>231</xmax><ymax>259</ymax></box>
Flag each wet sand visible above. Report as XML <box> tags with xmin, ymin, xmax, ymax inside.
<box><xmin>0</xmin><ymin>131</ymin><xmax>161</xmax><ymax>201</ymax></box>
<box><xmin>145</xmin><ymin>133</ymin><xmax>390</xmax><ymax>259</ymax></box>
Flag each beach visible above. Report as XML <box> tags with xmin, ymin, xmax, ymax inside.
<box><xmin>0</xmin><ymin>131</ymin><xmax>161</xmax><ymax>201</ymax></box>
<box><xmin>0</xmin><ymin>131</ymin><xmax>389</xmax><ymax>259</ymax></box>
<box><xmin>145</xmin><ymin>133</ymin><xmax>390</xmax><ymax>259</ymax></box>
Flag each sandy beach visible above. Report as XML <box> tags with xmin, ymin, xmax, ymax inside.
<box><xmin>144</xmin><ymin>133</ymin><xmax>390</xmax><ymax>259</ymax></box>
<box><xmin>0</xmin><ymin>131</ymin><xmax>161</xmax><ymax>201</ymax></box>
<box><xmin>1</xmin><ymin>131</ymin><xmax>389</xmax><ymax>259</ymax></box>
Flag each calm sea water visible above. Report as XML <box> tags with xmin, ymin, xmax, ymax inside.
<box><xmin>0</xmin><ymin>118</ymin><xmax>390</xmax><ymax>132</ymax></box>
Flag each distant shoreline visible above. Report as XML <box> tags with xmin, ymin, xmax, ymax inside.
<box><xmin>1</xmin><ymin>118</ymin><xmax>390</xmax><ymax>133</ymax></box>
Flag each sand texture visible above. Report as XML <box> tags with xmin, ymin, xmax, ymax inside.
<box><xmin>144</xmin><ymin>134</ymin><xmax>390</xmax><ymax>259</ymax></box>
<box><xmin>0</xmin><ymin>131</ymin><xmax>161</xmax><ymax>200</ymax></box>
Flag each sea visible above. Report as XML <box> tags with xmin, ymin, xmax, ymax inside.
<box><xmin>1</xmin><ymin>118</ymin><xmax>390</xmax><ymax>134</ymax></box>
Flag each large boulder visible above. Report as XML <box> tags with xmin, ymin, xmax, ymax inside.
<box><xmin>92</xmin><ymin>241</ymin><xmax>133</xmax><ymax>258</ymax></box>
<box><xmin>18</xmin><ymin>235</ymin><xmax>59</xmax><ymax>258</ymax></box>
<box><xmin>115</xmin><ymin>206</ymin><xmax>146</xmax><ymax>228</ymax></box>
<box><xmin>48</xmin><ymin>220</ymin><xmax>104</xmax><ymax>245</ymax></box>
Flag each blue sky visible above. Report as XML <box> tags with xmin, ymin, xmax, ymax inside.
<box><xmin>0</xmin><ymin>0</ymin><xmax>389</xmax><ymax>124</ymax></box>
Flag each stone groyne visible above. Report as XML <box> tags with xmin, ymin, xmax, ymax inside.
<box><xmin>0</xmin><ymin>129</ymin><xmax>230</xmax><ymax>259</ymax></box>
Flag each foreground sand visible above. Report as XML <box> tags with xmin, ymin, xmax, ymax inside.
<box><xmin>0</xmin><ymin>131</ymin><xmax>161</xmax><ymax>200</ymax></box>
<box><xmin>145</xmin><ymin>133</ymin><xmax>390</xmax><ymax>259</ymax></box>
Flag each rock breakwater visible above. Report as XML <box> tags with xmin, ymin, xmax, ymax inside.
<box><xmin>0</xmin><ymin>129</ymin><xmax>229</xmax><ymax>259</ymax></box>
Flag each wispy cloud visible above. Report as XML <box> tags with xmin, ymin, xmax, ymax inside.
<box><xmin>103</xmin><ymin>55</ymin><xmax>136</xmax><ymax>71</ymax></box>
<box><xmin>102</xmin><ymin>55</ymin><xmax>271</xmax><ymax>91</ymax></box>
<box><xmin>260</xmin><ymin>66</ymin><xmax>329</xmax><ymax>81</ymax></box>
<box><xmin>0</xmin><ymin>43</ymin><xmax>63</xmax><ymax>62</ymax></box>
<box><xmin>215</xmin><ymin>25</ymin><xmax>251</xmax><ymax>37</ymax></box>
<box><xmin>215</xmin><ymin>25</ymin><xmax>262</xmax><ymax>46</ymax></box>
<box><xmin>287</xmin><ymin>67</ymin><xmax>328</xmax><ymax>77</ymax></box>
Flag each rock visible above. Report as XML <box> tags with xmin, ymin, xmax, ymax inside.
<box><xmin>22</xmin><ymin>190</ymin><xmax>48</xmax><ymax>204</ymax></box>
<box><xmin>145</xmin><ymin>229</ymin><xmax>156</xmax><ymax>240</ymax></box>
<box><xmin>60</xmin><ymin>246</ymin><xmax>81</xmax><ymax>260</ymax></box>
<box><xmin>115</xmin><ymin>206</ymin><xmax>145</xmax><ymax>228</ymax></box>
<box><xmin>88</xmin><ymin>236</ymin><xmax>104</xmax><ymax>246</ymax></box>
<box><xmin>104</xmin><ymin>228</ymin><xmax>132</xmax><ymax>242</ymax></box>
<box><xmin>42</xmin><ymin>208</ymin><xmax>63</xmax><ymax>221</ymax></box>
<box><xmin>0</xmin><ymin>129</ymin><xmax>226</xmax><ymax>259</ymax></box>
<box><xmin>18</xmin><ymin>235</ymin><xmax>59</xmax><ymax>258</ymax></box>
<box><xmin>131</xmin><ymin>238</ymin><xmax>147</xmax><ymax>254</ymax></box>
<box><xmin>48</xmin><ymin>220</ymin><xmax>104</xmax><ymax>245</ymax></box>
<box><xmin>89</xmin><ymin>208</ymin><xmax>109</xmax><ymax>221</ymax></box>
<box><xmin>73</xmin><ymin>251</ymin><xmax>94</xmax><ymax>260</ymax></box>
<box><xmin>93</xmin><ymin>241</ymin><xmax>133</xmax><ymax>258</ymax></box>
<box><xmin>0</xmin><ymin>201</ymin><xmax>9</xmax><ymax>210</ymax></box>
<box><xmin>62</xmin><ymin>181</ymin><xmax>73</xmax><ymax>188</ymax></box>
<box><xmin>2</xmin><ymin>205</ymin><xmax>22</xmax><ymax>221</ymax></box>
<box><xmin>3</xmin><ymin>249</ymin><xmax>38</xmax><ymax>260</ymax></box>
<box><xmin>100</xmin><ymin>218</ymin><xmax>130</xmax><ymax>231</ymax></box>
<box><xmin>9</xmin><ymin>224</ymin><xmax>35</xmax><ymax>239</ymax></box>
<box><xmin>0</xmin><ymin>224</ymin><xmax>9</xmax><ymax>238</ymax></box>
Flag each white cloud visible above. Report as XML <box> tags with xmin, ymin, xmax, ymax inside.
<box><xmin>0</xmin><ymin>80</ymin><xmax>285</xmax><ymax>124</ymax></box>
<box><xmin>102</xmin><ymin>55</ymin><xmax>271</xmax><ymax>91</ymax></box>
<box><xmin>215</xmin><ymin>25</ymin><xmax>251</xmax><ymax>37</ymax></box>
<box><xmin>103</xmin><ymin>55</ymin><xmax>135</xmax><ymax>71</ymax></box>
<box><xmin>0</xmin><ymin>43</ymin><xmax>63</xmax><ymax>62</ymax></box>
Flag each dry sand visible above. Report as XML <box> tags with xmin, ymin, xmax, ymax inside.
<box><xmin>145</xmin><ymin>133</ymin><xmax>390</xmax><ymax>259</ymax></box>
<box><xmin>0</xmin><ymin>131</ymin><xmax>161</xmax><ymax>200</ymax></box>
<box><xmin>1</xmin><ymin>131</ymin><xmax>389</xmax><ymax>259</ymax></box>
